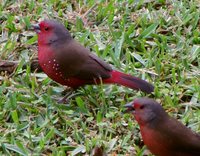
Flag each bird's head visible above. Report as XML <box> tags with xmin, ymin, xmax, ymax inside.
<box><xmin>32</xmin><ymin>19</ymin><xmax>72</xmax><ymax>45</ymax></box>
<box><xmin>125</xmin><ymin>98</ymin><xmax>167</xmax><ymax>126</ymax></box>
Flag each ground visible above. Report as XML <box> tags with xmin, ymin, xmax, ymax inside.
<box><xmin>0</xmin><ymin>0</ymin><xmax>199</xmax><ymax>155</ymax></box>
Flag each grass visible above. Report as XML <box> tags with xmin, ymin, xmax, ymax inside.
<box><xmin>0</xmin><ymin>0</ymin><xmax>200</xmax><ymax>155</ymax></box>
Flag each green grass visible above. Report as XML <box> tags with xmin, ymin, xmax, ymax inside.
<box><xmin>0</xmin><ymin>0</ymin><xmax>200</xmax><ymax>155</ymax></box>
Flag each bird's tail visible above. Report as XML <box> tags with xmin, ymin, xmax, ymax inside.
<box><xmin>103</xmin><ymin>70</ymin><xmax>154</xmax><ymax>94</ymax></box>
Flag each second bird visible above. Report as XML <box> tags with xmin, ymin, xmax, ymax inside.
<box><xmin>125</xmin><ymin>98</ymin><xmax>200</xmax><ymax>156</ymax></box>
<box><xmin>32</xmin><ymin>20</ymin><xmax>154</xmax><ymax>93</ymax></box>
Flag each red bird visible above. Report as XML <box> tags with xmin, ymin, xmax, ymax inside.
<box><xmin>32</xmin><ymin>20</ymin><xmax>154</xmax><ymax>93</ymax></box>
<box><xmin>125</xmin><ymin>98</ymin><xmax>200</xmax><ymax>156</ymax></box>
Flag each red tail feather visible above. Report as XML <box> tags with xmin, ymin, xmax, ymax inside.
<box><xmin>103</xmin><ymin>70</ymin><xmax>154</xmax><ymax>94</ymax></box>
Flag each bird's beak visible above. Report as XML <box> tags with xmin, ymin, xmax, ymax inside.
<box><xmin>31</xmin><ymin>24</ymin><xmax>41</xmax><ymax>33</ymax></box>
<box><xmin>124</xmin><ymin>102</ymin><xmax>135</xmax><ymax>113</ymax></box>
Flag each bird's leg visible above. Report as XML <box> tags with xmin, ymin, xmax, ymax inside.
<box><xmin>58</xmin><ymin>88</ymin><xmax>74</xmax><ymax>103</ymax></box>
<box><xmin>93</xmin><ymin>76</ymin><xmax>103</xmax><ymax>85</ymax></box>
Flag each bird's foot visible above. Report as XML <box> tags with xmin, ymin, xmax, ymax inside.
<box><xmin>57</xmin><ymin>89</ymin><xmax>74</xmax><ymax>104</ymax></box>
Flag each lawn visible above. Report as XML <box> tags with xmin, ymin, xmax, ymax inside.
<box><xmin>0</xmin><ymin>0</ymin><xmax>199</xmax><ymax>155</ymax></box>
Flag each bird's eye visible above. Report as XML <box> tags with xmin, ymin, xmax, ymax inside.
<box><xmin>44</xmin><ymin>27</ymin><xmax>49</xmax><ymax>31</ymax></box>
<box><xmin>140</xmin><ymin>105</ymin><xmax>145</xmax><ymax>109</ymax></box>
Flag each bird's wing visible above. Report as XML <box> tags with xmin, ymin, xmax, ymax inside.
<box><xmin>158</xmin><ymin>117</ymin><xmax>200</xmax><ymax>153</ymax></box>
<box><xmin>89</xmin><ymin>53</ymin><xmax>112</xmax><ymax>72</ymax></box>
<box><xmin>54</xmin><ymin>40</ymin><xmax>112</xmax><ymax>79</ymax></box>
<box><xmin>75</xmin><ymin>52</ymin><xmax>112</xmax><ymax>79</ymax></box>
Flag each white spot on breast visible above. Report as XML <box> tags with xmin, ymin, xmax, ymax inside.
<box><xmin>64</xmin><ymin>78</ymin><xmax>70</xmax><ymax>82</ymax></box>
<box><xmin>53</xmin><ymin>59</ymin><xmax>56</xmax><ymax>62</ymax></box>
<box><xmin>48</xmin><ymin>60</ymin><xmax>51</xmax><ymax>63</ymax></box>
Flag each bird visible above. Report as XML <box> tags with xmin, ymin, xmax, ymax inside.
<box><xmin>125</xmin><ymin>98</ymin><xmax>200</xmax><ymax>156</ymax></box>
<box><xmin>91</xmin><ymin>146</ymin><xmax>107</xmax><ymax>156</ymax></box>
<box><xmin>32</xmin><ymin>20</ymin><xmax>154</xmax><ymax>96</ymax></box>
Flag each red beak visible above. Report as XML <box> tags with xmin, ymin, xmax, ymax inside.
<box><xmin>124</xmin><ymin>102</ymin><xmax>135</xmax><ymax>113</ymax></box>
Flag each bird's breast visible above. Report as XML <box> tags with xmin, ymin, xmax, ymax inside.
<box><xmin>38</xmin><ymin>45</ymin><xmax>87</xmax><ymax>88</ymax></box>
<box><xmin>38</xmin><ymin>46</ymin><xmax>68</xmax><ymax>84</ymax></box>
<box><xmin>140</xmin><ymin>126</ymin><xmax>171</xmax><ymax>156</ymax></box>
